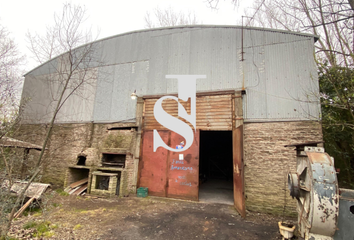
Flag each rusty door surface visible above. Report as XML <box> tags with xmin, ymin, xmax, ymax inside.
<box><xmin>233</xmin><ymin>125</ymin><xmax>246</xmax><ymax>217</ymax></box>
<box><xmin>139</xmin><ymin>130</ymin><xmax>200</xmax><ymax>200</ymax></box>
<box><xmin>140</xmin><ymin>93</ymin><xmax>232</xmax><ymax>201</ymax></box>
<box><xmin>139</xmin><ymin>130</ymin><xmax>170</xmax><ymax>197</ymax></box>
<box><xmin>167</xmin><ymin>131</ymin><xmax>199</xmax><ymax>201</ymax></box>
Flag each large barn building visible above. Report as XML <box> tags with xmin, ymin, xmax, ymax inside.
<box><xmin>18</xmin><ymin>25</ymin><xmax>322</xmax><ymax>216</ymax></box>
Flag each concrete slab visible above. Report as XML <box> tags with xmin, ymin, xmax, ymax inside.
<box><xmin>199</xmin><ymin>179</ymin><xmax>234</xmax><ymax>205</ymax></box>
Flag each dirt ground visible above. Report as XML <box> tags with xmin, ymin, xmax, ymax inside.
<box><xmin>8</xmin><ymin>192</ymin><xmax>297</xmax><ymax>240</ymax></box>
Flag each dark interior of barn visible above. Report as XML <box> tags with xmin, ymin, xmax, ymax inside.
<box><xmin>199</xmin><ymin>130</ymin><xmax>234</xmax><ymax>205</ymax></box>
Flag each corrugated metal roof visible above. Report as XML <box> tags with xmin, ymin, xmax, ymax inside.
<box><xmin>24</xmin><ymin>25</ymin><xmax>318</xmax><ymax>76</ymax></box>
<box><xmin>22</xmin><ymin>25</ymin><xmax>320</xmax><ymax>124</ymax></box>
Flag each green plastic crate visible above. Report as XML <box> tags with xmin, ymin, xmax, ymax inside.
<box><xmin>137</xmin><ymin>187</ymin><xmax>148</xmax><ymax>198</ymax></box>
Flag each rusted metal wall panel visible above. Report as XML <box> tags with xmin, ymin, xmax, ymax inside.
<box><xmin>143</xmin><ymin>94</ymin><xmax>232</xmax><ymax>131</ymax></box>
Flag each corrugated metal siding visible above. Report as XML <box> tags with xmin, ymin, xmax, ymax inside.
<box><xmin>144</xmin><ymin>94</ymin><xmax>232</xmax><ymax>131</ymax></box>
<box><xmin>22</xmin><ymin>26</ymin><xmax>320</xmax><ymax>124</ymax></box>
<box><xmin>243</xmin><ymin>32</ymin><xmax>320</xmax><ymax>121</ymax></box>
<box><xmin>22</xmin><ymin>69</ymin><xmax>98</xmax><ymax>123</ymax></box>
<box><xmin>93</xmin><ymin>61</ymin><xmax>149</xmax><ymax>123</ymax></box>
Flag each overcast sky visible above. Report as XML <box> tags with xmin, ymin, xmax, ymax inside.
<box><xmin>0</xmin><ymin>0</ymin><xmax>253</xmax><ymax>71</ymax></box>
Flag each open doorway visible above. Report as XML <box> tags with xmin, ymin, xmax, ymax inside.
<box><xmin>199</xmin><ymin>130</ymin><xmax>234</xmax><ymax>205</ymax></box>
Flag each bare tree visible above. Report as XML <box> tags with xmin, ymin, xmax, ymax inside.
<box><xmin>26</xmin><ymin>3</ymin><xmax>94</xmax><ymax>64</ymax></box>
<box><xmin>241</xmin><ymin>0</ymin><xmax>354</xmax><ymax>187</ymax></box>
<box><xmin>1</xmin><ymin>3</ymin><xmax>101</xmax><ymax>238</ymax></box>
<box><xmin>144</xmin><ymin>7</ymin><xmax>200</xmax><ymax>28</ymax></box>
<box><xmin>0</xmin><ymin>24</ymin><xmax>24</xmax><ymax>138</ymax></box>
<box><xmin>205</xmin><ymin>0</ymin><xmax>240</xmax><ymax>9</ymax></box>
<box><xmin>245</xmin><ymin>0</ymin><xmax>353</xmax><ymax>66</ymax></box>
<box><xmin>0</xmin><ymin>23</ymin><xmax>25</xmax><ymax>240</ymax></box>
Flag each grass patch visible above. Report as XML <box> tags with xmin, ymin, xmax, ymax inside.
<box><xmin>23</xmin><ymin>221</ymin><xmax>37</xmax><ymax>229</ymax></box>
<box><xmin>36</xmin><ymin>221</ymin><xmax>51</xmax><ymax>233</ymax></box>
<box><xmin>43</xmin><ymin>231</ymin><xmax>55</xmax><ymax>238</ymax></box>
<box><xmin>73</xmin><ymin>224</ymin><xmax>82</xmax><ymax>230</ymax></box>
<box><xmin>55</xmin><ymin>189</ymin><xmax>69</xmax><ymax>196</ymax></box>
<box><xmin>23</xmin><ymin>206</ymin><xmax>42</xmax><ymax>216</ymax></box>
<box><xmin>23</xmin><ymin>220</ymin><xmax>56</xmax><ymax>238</ymax></box>
<box><xmin>32</xmin><ymin>212</ymin><xmax>42</xmax><ymax>217</ymax></box>
<box><xmin>51</xmin><ymin>224</ymin><xmax>58</xmax><ymax>229</ymax></box>
<box><xmin>52</xmin><ymin>203</ymin><xmax>61</xmax><ymax>207</ymax></box>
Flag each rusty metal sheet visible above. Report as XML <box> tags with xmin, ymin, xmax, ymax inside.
<box><xmin>307</xmin><ymin>152</ymin><xmax>334</xmax><ymax>166</ymax></box>
<box><xmin>143</xmin><ymin>95</ymin><xmax>232</xmax><ymax>131</ymax></box>
<box><xmin>138</xmin><ymin>130</ymin><xmax>169</xmax><ymax>197</ymax></box>
<box><xmin>233</xmin><ymin>125</ymin><xmax>246</xmax><ymax>217</ymax></box>
<box><xmin>167</xmin><ymin>130</ymin><xmax>199</xmax><ymax>201</ymax></box>
<box><xmin>139</xmin><ymin>130</ymin><xmax>200</xmax><ymax>201</ymax></box>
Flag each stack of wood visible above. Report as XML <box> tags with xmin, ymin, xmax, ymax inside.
<box><xmin>64</xmin><ymin>178</ymin><xmax>88</xmax><ymax>196</ymax></box>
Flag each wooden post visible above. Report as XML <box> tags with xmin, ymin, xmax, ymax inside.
<box><xmin>21</xmin><ymin>148</ymin><xmax>30</xmax><ymax>179</ymax></box>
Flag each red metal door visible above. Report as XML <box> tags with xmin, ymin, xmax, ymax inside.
<box><xmin>167</xmin><ymin>131</ymin><xmax>199</xmax><ymax>201</ymax></box>
<box><xmin>139</xmin><ymin>130</ymin><xmax>170</xmax><ymax>197</ymax></box>
<box><xmin>139</xmin><ymin>130</ymin><xmax>200</xmax><ymax>200</ymax></box>
<box><xmin>233</xmin><ymin>125</ymin><xmax>246</xmax><ymax>217</ymax></box>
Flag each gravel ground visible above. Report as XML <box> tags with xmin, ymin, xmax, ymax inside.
<box><xmin>8</xmin><ymin>192</ymin><xmax>298</xmax><ymax>240</ymax></box>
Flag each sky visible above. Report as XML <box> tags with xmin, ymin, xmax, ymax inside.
<box><xmin>0</xmin><ymin>0</ymin><xmax>253</xmax><ymax>72</ymax></box>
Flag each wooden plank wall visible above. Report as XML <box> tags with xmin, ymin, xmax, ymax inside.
<box><xmin>144</xmin><ymin>94</ymin><xmax>232</xmax><ymax>131</ymax></box>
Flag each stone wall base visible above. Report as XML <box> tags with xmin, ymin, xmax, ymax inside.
<box><xmin>244</xmin><ymin>121</ymin><xmax>323</xmax><ymax>215</ymax></box>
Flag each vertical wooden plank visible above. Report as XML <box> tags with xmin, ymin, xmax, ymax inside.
<box><xmin>233</xmin><ymin>126</ymin><xmax>246</xmax><ymax>217</ymax></box>
<box><xmin>135</xmin><ymin>97</ymin><xmax>144</xmax><ymax>190</ymax></box>
<box><xmin>167</xmin><ymin>130</ymin><xmax>200</xmax><ymax>201</ymax></box>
